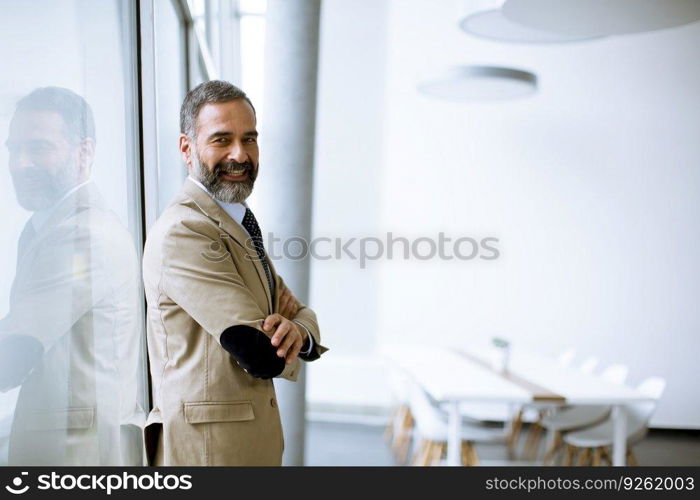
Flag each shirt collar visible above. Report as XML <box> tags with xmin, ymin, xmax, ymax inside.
<box><xmin>187</xmin><ymin>175</ymin><xmax>248</xmax><ymax>227</ymax></box>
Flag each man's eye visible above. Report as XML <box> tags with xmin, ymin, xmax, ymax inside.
<box><xmin>214</xmin><ymin>138</ymin><xmax>229</xmax><ymax>144</ymax></box>
<box><xmin>244</xmin><ymin>137</ymin><xmax>257</xmax><ymax>144</ymax></box>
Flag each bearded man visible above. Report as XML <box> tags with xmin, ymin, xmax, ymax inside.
<box><xmin>142</xmin><ymin>80</ymin><xmax>326</xmax><ymax>466</ymax></box>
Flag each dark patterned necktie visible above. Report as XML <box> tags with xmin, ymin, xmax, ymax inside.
<box><xmin>241</xmin><ymin>207</ymin><xmax>275</xmax><ymax>297</ymax></box>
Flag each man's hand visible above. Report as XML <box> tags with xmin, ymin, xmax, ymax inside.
<box><xmin>263</xmin><ymin>313</ymin><xmax>308</xmax><ymax>364</ymax></box>
<box><xmin>278</xmin><ymin>286</ymin><xmax>300</xmax><ymax>320</ymax></box>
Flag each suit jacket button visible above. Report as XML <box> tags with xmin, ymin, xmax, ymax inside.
<box><xmin>270</xmin><ymin>398</ymin><xmax>277</xmax><ymax>408</ymax></box>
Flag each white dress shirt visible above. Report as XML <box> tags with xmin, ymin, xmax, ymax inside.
<box><xmin>31</xmin><ymin>180</ymin><xmax>93</xmax><ymax>232</ymax></box>
<box><xmin>187</xmin><ymin>176</ymin><xmax>313</xmax><ymax>355</ymax></box>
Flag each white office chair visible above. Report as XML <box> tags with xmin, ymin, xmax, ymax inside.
<box><xmin>557</xmin><ymin>348</ymin><xmax>576</xmax><ymax>367</ymax></box>
<box><xmin>459</xmin><ymin>401</ymin><xmax>516</xmax><ymax>423</ymax></box>
<box><xmin>512</xmin><ymin>348</ymin><xmax>580</xmax><ymax>460</ymax></box>
<box><xmin>579</xmin><ymin>356</ymin><xmax>600</xmax><ymax>375</ymax></box>
<box><xmin>408</xmin><ymin>382</ymin><xmax>507</xmax><ymax>466</ymax></box>
<box><xmin>561</xmin><ymin>377</ymin><xmax>666</xmax><ymax>466</ymax></box>
<box><xmin>540</xmin><ymin>363</ymin><xmax>629</xmax><ymax>464</ymax></box>
<box><xmin>385</xmin><ymin>369</ymin><xmax>414</xmax><ymax>464</ymax></box>
<box><xmin>512</xmin><ymin>348</ymin><xmax>582</xmax><ymax>460</ymax></box>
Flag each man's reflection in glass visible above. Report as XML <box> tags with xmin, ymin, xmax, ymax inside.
<box><xmin>0</xmin><ymin>87</ymin><xmax>145</xmax><ymax>465</ymax></box>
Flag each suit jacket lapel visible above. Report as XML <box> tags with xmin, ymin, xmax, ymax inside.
<box><xmin>182</xmin><ymin>179</ymin><xmax>274</xmax><ymax>313</ymax></box>
<box><xmin>16</xmin><ymin>183</ymin><xmax>103</xmax><ymax>271</ymax></box>
<box><xmin>266</xmin><ymin>256</ymin><xmax>281</xmax><ymax>313</ymax></box>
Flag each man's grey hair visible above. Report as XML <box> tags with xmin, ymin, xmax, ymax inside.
<box><xmin>16</xmin><ymin>87</ymin><xmax>96</xmax><ymax>143</ymax></box>
<box><xmin>180</xmin><ymin>80</ymin><xmax>256</xmax><ymax>139</ymax></box>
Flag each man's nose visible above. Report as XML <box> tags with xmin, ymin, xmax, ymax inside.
<box><xmin>10</xmin><ymin>148</ymin><xmax>34</xmax><ymax>170</ymax></box>
<box><xmin>227</xmin><ymin>141</ymin><xmax>247</xmax><ymax>163</ymax></box>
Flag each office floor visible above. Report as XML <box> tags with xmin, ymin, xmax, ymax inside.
<box><xmin>306</xmin><ymin>421</ymin><xmax>700</xmax><ymax>466</ymax></box>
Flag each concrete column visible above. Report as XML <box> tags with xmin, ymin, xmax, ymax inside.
<box><xmin>258</xmin><ymin>0</ymin><xmax>321</xmax><ymax>466</ymax></box>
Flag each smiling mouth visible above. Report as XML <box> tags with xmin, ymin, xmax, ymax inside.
<box><xmin>220</xmin><ymin>169</ymin><xmax>248</xmax><ymax>182</ymax></box>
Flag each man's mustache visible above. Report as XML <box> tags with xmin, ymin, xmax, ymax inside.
<box><xmin>11</xmin><ymin>167</ymin><xmax>54</xmax><ymax>185</ymax></box>
<box><xmin>214</xmin><ymin>161</ymin><xmax>255</xmax><ymax>177</ymax></box>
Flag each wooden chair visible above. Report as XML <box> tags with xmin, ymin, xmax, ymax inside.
<box><xmin>541</xmin><ymin>364</ymin><xmax>629</xmax><ymax>464</ymax></box>
<box><xmin>561</xmin><ymin>377</ymin><xmax>666</xmax><ymax>466</ymax></box>
<box><xmin>407</xmin><ymin>382</ymin><xmax>507</xmax><ymax>466</ymax></box>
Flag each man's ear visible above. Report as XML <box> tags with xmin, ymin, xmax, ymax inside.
<box><xmin>179</xmin><ymin>134</ymin><xmax>193</xmax><ymax>172</ymax></box>
<box><xmin>78</xmin><ymin>137</ymin><xmax>96</xmax><ymax>178</ymax></box>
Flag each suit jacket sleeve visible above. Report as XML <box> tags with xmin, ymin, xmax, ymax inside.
<box><xmin>161</xmin><ymin>219</ymin><xmax>299</xmax><ymax>381</ymax></box>
<box><xmin>1</xmin><ymin>210</ymin><xmax>141</xmax><ymax>390</ymax></box>
<box><xmin>1</xmin><ymin>224</ymin><xmax>112</xmax><ymax>349</ymax></box>
<box><xmin>275</xmin><ymin>274</ymin><xmax>328</xmax><ymax>362</ymax></box>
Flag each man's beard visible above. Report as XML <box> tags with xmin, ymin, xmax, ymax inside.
<box><xmin>10</xmin><ymin>158</ymin><xmax>81</xmax><ymax>211</ymax></box>
<box><xmin>191</xmin><ymin>149</ymin><xmax>257</xmax><ymax>204</ymax></box>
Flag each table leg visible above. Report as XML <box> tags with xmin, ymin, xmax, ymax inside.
<box><xmin>447</xmin><ymin>401</ymin><xmax>461</xmax><ymax>466</ymax></box>
<box><xmin>612</xmin><ymin>405</ymin><xmax>627</xmax><ymax>466</ymax></box>
<box><xmin>544</xmin><ymin>428</ymin><xmax>556</xmax><ymax>455</ymax></box>
<box><xmin>505</xmin><ymin>403</ymin><xmax>515</xmax><ymax>435</ymax></box>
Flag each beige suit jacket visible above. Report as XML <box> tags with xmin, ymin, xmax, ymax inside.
<box><xmin>142</xmin><ymin>179</ymin><xmax>326</xmax><ymax>466</ymax></box>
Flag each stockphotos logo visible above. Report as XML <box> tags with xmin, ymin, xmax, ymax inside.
<box><xmin>5</xmin><ymin>472</ymin><xmax>29</xmax><ymax>495</ymax></box>
<box><xmin>3</xmin><ymin>471</ymin><xmax>192</xmax><ymax>496</ymax></box>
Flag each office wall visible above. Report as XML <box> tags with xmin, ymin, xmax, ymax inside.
<box><xmin>375</xmin><ymin>0</ymin><xmax>700</xmax><ymax>428</ymax></box>
<box><xmin>310</xmin><ymin>0</ymin><xmax>700</xmax><ymax>428</ymax></box>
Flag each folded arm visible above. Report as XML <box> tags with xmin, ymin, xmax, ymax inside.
<box><xmin>161</xmin><ymin>220</ymin><xmax>300</xmax><ymax>380</ymax></box>
<box><xmin>274</xmin><ymin>275</ymin><xmax>327</xmax><ymax>362</ymax></box>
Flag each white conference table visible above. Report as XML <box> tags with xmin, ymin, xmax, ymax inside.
<box><xmin>384</xmin><ymin>345</ymin><xmax>655</xmax><ymax>466</ymax></box>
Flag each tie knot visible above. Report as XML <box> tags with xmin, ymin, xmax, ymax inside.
<box><xmin>243</xmin><ymin>207</ymin><xmax>255</xmax><ymax>223</ymax></box>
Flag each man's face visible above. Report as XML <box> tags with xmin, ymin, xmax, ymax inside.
<box><xmin>182</xmin><ymin>99</ymin><xmax>259</xmax><ymax>204</ymax></box>
<box><xmin>5</xmin><ymin>110</ymin><xmax>86</xmax><ymax>211</ymax></box>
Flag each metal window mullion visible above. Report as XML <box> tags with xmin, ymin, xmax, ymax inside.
<box><xmin>177</xmin><ymin>0</ymin><xmax>219</xmax><ymax>82</ymax></box>
<box><xmin>138</xmin><ymin>0</ymin><xmax>161</xmax><ymax>233</ymax></box>
<box><xmin>220</xmin><ymin>0</ymin><xmax>241</xmax><ymax>83</ymax></box>
<box><xmin>195</xmin><ymin>24</ymin><xmax>219</xmax><ymax>80</ymax></box>
<box><xmin>173</xmin><ymin>0</ymin><xmax>195</xmax><ymax>23</ymax></box>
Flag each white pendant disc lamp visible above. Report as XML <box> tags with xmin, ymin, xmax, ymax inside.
<box><xmin>502</xmin><ymin>0</ymin><xmax>700</xmax><ymax>37</ymax></box>
<box><xmin>417</xmin><ymin>66</ymin><xmax>537</xmax><ymax>101</ymax></box>
<box><xmin>460</xmin><ymin>8</ymin><xmax>601</xmax><ymax>43</ymax></box>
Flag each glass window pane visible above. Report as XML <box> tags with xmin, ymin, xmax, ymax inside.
<box><xmin>239</xmin><ymin>0</ymin><xmax>267</xmax><ymax>15</ymax></box>
<box><xmin>240</xmin><ymin>13</ymin><xmax>266</xmax><ymax>110</ymax></box>
<box><xmin>0</xmin><ymin>0</ymin><xmax>146</xmax><ymax>465</ymax></box>
<box><xmin>154</xmin><ymin>0</ymin><xmax>189</xmax><ymax>213</ymax></box>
